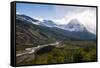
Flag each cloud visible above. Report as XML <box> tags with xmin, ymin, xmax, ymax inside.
<box><xmin>16</xmin><ymin>12</ymin><xmax>20</xmax><ymax>14</ymax></box>
<box><xmin>34</xmin><ymin>17</ymin><xmax>44</xmax><ymax>21</ymax></box>
<box><xmin>53</xmin><ymin>7</ymin><xmax>96</xmax><ymax>34</ymax></box>
<box><xmin>16</xmin><ymin>4</ymin><xmax>96</xmax><ymax>34</ymax></box>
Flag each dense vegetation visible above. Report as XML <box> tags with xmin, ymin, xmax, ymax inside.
<box><xmin>17</xmin><ymin>41</ymin><xmax>96</xmax><ymax>65</ymax></box>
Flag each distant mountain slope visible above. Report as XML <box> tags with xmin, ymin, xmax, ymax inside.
<box><xmin>16</xmin><ymin>14</ymin><xmax>41</xmax><ymax>25</ymax></box>
<box><xmin>40</xmin><ymin>20</ymin><xmax>58</xmax><ymax>27</ymax></box>
<box><xmin>16</xmin><ymin>14</ymin><xmax>96</xmax><ymax>48</ymax></box>
<box><xmin>16</xmin><ymin>19</ymin><xmax>55</xmax><ymax>47</ymax></box>
<box><xmin>16</xmin><ymin>15</ymin><xmax>70</xmax><ymax>48</ymax></box>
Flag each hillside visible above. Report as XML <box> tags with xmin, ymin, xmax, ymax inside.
<box><xmin>16</xmin><ymin>14</ymin><xmax>96</xmax><ymax>51</ymax></box>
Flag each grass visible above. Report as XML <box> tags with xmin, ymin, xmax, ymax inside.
<box><xmin>16</xmin><ymin>44</ymin><xmax>33</xmax><ymax>51</ymax></box>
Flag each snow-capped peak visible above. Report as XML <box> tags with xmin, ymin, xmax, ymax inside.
<box><xmin>58</xmin><ymin>19</ymin><xmax>87</xmax><ymax>32</ymax></box>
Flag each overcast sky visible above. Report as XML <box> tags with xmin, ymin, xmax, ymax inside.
<box><xmin>16</xmin><ymin>3</ymin><xmax>97</xmax><ymax>34</ymax></box>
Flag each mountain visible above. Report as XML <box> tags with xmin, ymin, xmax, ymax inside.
<box><xmin>16</xmin><ymin>14</ymin><xmax>96</xmax><ymax>48</ymax></box>
<box><xmin>16</xmin><ymin>14</ymin><xmax>73</xmax><ymax>49</ymax></box>
<box><xmin>16</xmin><ymin>14</ymin><xmax>94</xmax><ymax>33</ymax></box>
<box><xmin>58</xmin><ymin>19</ymin><xmax>87</xmax><ymax>32</ymax></box>
<box><xmin>57</xmin><ymin>19</ymin><xmax>96</xmax><ymax>40</ymax></box>
<box><xmin>16</xmin><ymin>14</ymin><xmax>41</xmax><ymax>25</ymax></box>
<box><xmin>40</xmin><ymin>20</ymin><xmax>57</xmax><ymax>27</ymax></box>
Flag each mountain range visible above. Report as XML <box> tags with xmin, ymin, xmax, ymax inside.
<box><xmin>16</xmin><ymin>14</ymin><xmax>96</xmax><ymax>47</ymax></box>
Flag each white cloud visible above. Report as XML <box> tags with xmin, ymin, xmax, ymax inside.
<box><xmin>53</xmin><ymin>8</ymin><xmax>96</xmax><ymax>34</ymax></box>
<box><xmin>33</xmin><ymin>17</ymin><xmax>44</xmax><ymax>21</ymax></box>
<box><xmin>16</xmin><ymin>12</ymin><xmax>20</xmax><ymax>14</ymax></box>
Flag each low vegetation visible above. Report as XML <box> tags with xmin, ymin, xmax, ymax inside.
<box><xmin>17</xmin><ymin>41</ymin><xmax>96</xmax><ymax>65</ymax></box>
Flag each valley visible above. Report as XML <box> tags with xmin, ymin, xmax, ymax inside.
<box><xmin>16</xmin><ymin>41</ymin><xmax>96</xmax><ymax>65</ymax></box>
<box><xmin>16</xmin><ymin>14</ymin><xmax>97</xmax><ymax>65</ymax></box>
